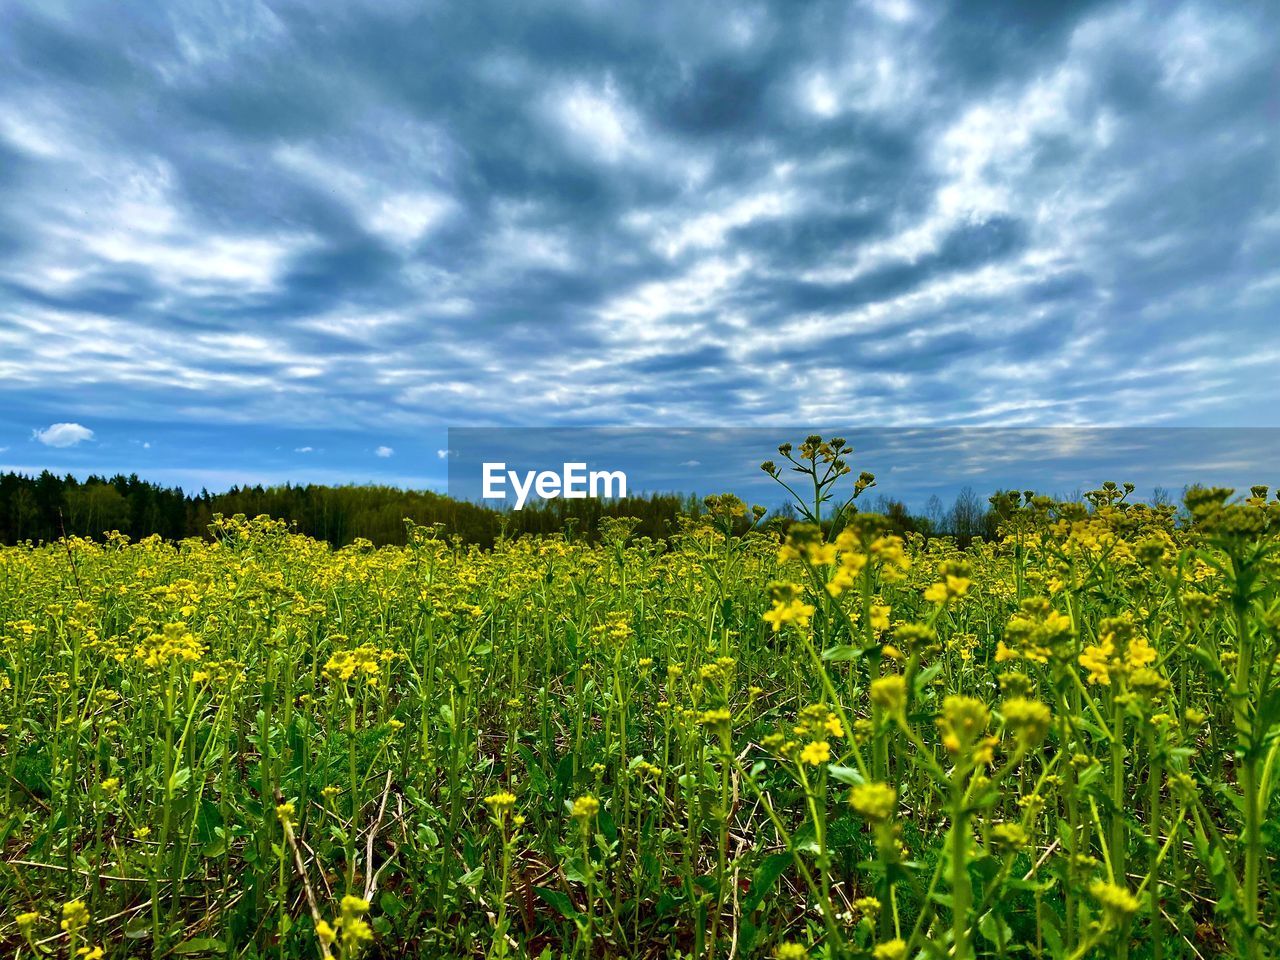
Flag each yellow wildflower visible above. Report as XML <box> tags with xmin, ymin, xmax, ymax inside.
<box><xmin>870</xmin><ymin>675</ymin><xmax>907</xmax><ymax>716</ymax></box>
<box><xmin>61</xmin><ymin>900</ymin><xmax>90</xmax><ymax>934</ymax></box>
<box><xmin>1089</xmin><ymin>879</ymin><xmax>1141</xmax><ymax>921</ymax></box>
<box><xmin>873</xmin><ymin>940</ymin><xmax>907</xmax><ymax>960</ymax></box>
<box><xmin>849</xmin><ymin>782</ymin><xmax>897</xmax><ymax>822</ymax></box>
<box><xmin>799</xmin><ymin>740</ymin><xmax>830</xmax><ymax>766</ymax></box>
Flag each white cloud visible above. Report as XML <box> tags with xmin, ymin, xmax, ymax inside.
<box><xmin>553</xmin><ymin>77</ymin><xmax>636</xmax><ymax>164</ymax></box>
<box><xmin>273</xmin><ymin>144</ymin><xmax>456</xmax><ymax>247</ymax></box>
<box><xmin>803</xmin><ymin>73</ymin><xmax>840</xmax><ymax>118</ymax></box>
<box><xmin>295</xmin><ymin>446</ymin><xmax>314</xmax><ymax>453</ymax></box>
<box><xmin>436</xmin><ymin>448</ymin><xmax>452</xmax><ymax>459</ymax></box>
<box><xmin>375</xmin><ymin>445</ymin><xmax>394</xmax><ymax>458</ymax></box>
<box><xmin>143</xmin><ymin>442</ymin><xmax>151</xmax><ymax>449</ymax></box>
<box><xmin>634</xmin><ymin>189</ymin><xmax>794</xmax><ymax>259</ymax></box>
<box><xmin>33</xmin><ymin>422</ymin><xmax>94</xmax><ymax>447</ymax></box>
<box><xmin>679</xmin><ymin>459</ymin><xmax>701</xmax><ymax>467</ymax></box>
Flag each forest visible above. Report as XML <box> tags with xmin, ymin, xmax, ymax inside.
<box><xmin>0</xmin><ymin>470</ymin><xmax>1005</xmax><ymax>546</ymax></box>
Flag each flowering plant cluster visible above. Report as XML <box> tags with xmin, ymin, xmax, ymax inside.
<box><xmin>2</xmin><ymin>457</ymin><xmax>1279</xmax><ymax>958</ymax></box>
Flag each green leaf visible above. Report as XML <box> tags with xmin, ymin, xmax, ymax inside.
<box><xmin>1041</xmin><ymin>910</ymin><xmax>1064</xmax><ymax>959</ymax></box>
<box><xmin>518</xmin><ymin>743</ymin><xmax>550</xmax><ymax>795</ymax></box>
<box><xmin>124</xmin><ymin>916</ymin><xmax>151</xmax><ymax>939</ymax></box>
<box><xmin>379</xmin><ymin>890</ymin><xmax>407</xmax><ymax>919</ymax></box>
<box><xmin>978</xmin><ymin>910</ymin><xmax>1012</xmax><ymax>948</ymax></box>
<box><xmin>791</xmin><ymin>820</ymin><xmax>820</xmax><ymax>855</ymax></box>
<box><xmin>827</xmin><ymin>764</ymin><xmax>865</xmax><ymax>787</ymax></box>
<box><xmin>597</xmin><ymin>807</ymin><xmax>618</xmax><ymax>843</ymax></box>
<box><xmin>555</xmin><ymin>753</ymin><xmax>575</xmax><ymax>797</ymax></box>
<box><xmin>914</xmin><ymin>663</ymin><xmax>943</xmax><ymax>687</ymax></box>
<box><xmin>743</xmin><ymin>852</ymin><xmax>792</xmax><ymax>914</ymax></box>
<box><xmin>171</xmin><ymin>938</ymin><xmax>227</xmax><ymax>955</ymax></box>
<box><xmin>564</xmin><ymin>854</ymin><xmax>589</xmax><ymax>884</ymax></box>
<box><xmin>534</xmin><ymin>886</ymin><xmax>580</xmax><ymax>920</ymax></box>
<box><xmin>739</xmin><ymin>918</ymin><xmax>759</xmax><ymax>953</ymax></box>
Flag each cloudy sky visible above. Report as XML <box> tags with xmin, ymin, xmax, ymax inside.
<box><xmin>1</xmin><ymin>0</ymin><xmax>1278</xmax><ymax>493</ymax></box>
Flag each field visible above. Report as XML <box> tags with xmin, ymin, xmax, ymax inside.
<box><xmin>2</xmin><ymin>438</ymin><xmax>1279</xmax><ymax>959</ymax></box>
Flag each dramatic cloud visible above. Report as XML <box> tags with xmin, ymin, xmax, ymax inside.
<box><xmin>32</xmin><ymin>422</ymin><xmax>94</xmax><ymax>447</ymax></box>
<box><xmin>0</xmin><ymin>0</ymin><xmax>1277</xmax><ymax>490</ymax></box>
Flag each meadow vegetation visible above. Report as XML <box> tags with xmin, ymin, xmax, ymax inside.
<box><xmin>2</xmin><ymin>436</ymin><xmax>1279</xmax><ymax>959</ymax></box>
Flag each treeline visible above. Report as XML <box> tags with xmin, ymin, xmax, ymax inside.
<box><xmin>0</xmin><ymin>471</ymin><xmax>1016</xmax><ymax>548</ymax></box>
<box><xmin>0</xmin><ymin>471</ymin><xmax>708</xmax><ymax>547</ymax></box>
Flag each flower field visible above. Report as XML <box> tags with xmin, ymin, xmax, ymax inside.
<box><xmin>3</xmin><ymin>439</ymin><xmax>1279</xmax><ymax>959</ymax></box>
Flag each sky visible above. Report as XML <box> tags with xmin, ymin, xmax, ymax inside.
<box><xmin>445</xmin><ymin>428</ymin><xmax>1280</xmax><ymax>509</ymax></box>
<box><xmin>1</xmin><ymin>0</ymin><xmax>1278</xmax><ymax>498</ymax></box>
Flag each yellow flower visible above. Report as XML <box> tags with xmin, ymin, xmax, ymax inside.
<box><xmin>937</xmin><ymin>695</ymin><xmax>990</xmax><ymax>756</ymax></box>
<box><xmin>340</xmin><ymin>894</ymin><xmax>370</xmax><ymax>916</ymax></box>
<box><xmin>342</xmin><ymin>917</ymin><xmax>374</xmax><ymax>948</ymax></box>
<box><xmin>698</xmin><ymin>707</ymin><xmax>732</xmax><ymax>733</ymax></box>
<box><xmin>571</xmin><ymin>795</ymin><xmax>600</xmax><ymax>821</ymax></box>
<box><xmin>1002</xmin><ymin>599</ymin><xmax>1074</xmax><ymax>664</ymax></box>
<box><xmin>869</xmin><ymin>535</ymin><xmax>910</xmax><ymax>580</ymax></box>
<box><xmin>1001</xmin><ymin>698</ymin><xmax>1052</xmax><ymax>749</ymax></box>
<box><xmin>61</xmin><ymin>900</ymin><xmax>90</xmax><ymax>934</ymax></box>
<box><xmin>873</xmin><ymin>939</ymin><xmax>907</xmax><ymax>960</ymax></box>
<box><xmin>924</xmin><ymin>575</ymin><xmax>971</xmax><ymax>605</ymax></box>
<box><xmin>807</xmin><ymin>542</ymin><xmax>837</xmax><ymax>566</ymax></box>
<box><xmin>1124</xmin><ymin>635</ymin><xmax>1157</xmax><ymax>671</ymax></box>
<box><xmin>869</xmin><ymin>604</ymin><xmax>891</xmax><ymax>632</ymax></box>
<box><xmin>1079</xmin><ymin>638</ymin><xmax>1114</xmax><ymax>686</ymax></box>
<box><xmin>763</xmin><ymin>596</ymin><xmax>816</xmax><ymax>632</ymax></box>
<box><xmin>134</xmin><ymin>622</ymin><xmax>204</xmax><ymax>669</ymax></box>
<box><xmin>849</xmin><ymin>782</ymin><xmax>897</xmax><ymax>822</ymax></box>
<box><xmin>1089</xmin><ymin>879</ymin><xmax>1141</xmax><ymax>921</ymax></box>
<box><xmin>484</xmin><ymin>791</ymin><xmax>517</xmax><ymax>817</ymax></box>
<box><xmin>316</xmin><ymin>918</ymin><xmax>337</xmax><ymax>947</ymax></box>
<box><xmin>799</xmin><ymin>740</ymin><xmax>830</xmax><ymax>766</ymax></box>
<box><xmin>989</xmin><ymin>822</ymin><xmax>1030</xmax><ymax>852</ymax></box>
<box><xmin>870</xmin><ymin>675</ymin><xmax>907</xmax><ymax>716</ymax></box>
